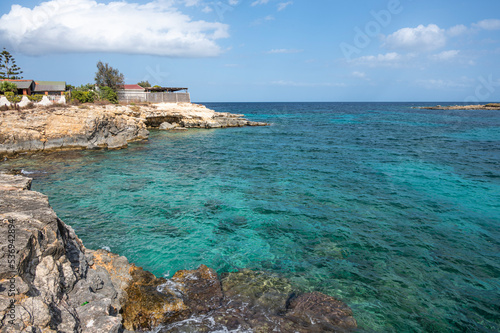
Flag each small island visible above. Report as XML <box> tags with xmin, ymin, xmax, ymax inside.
<box><xmin>420</xmin><ymin>103</ymin><xmax>500</xmax><ymax>110</ymax></box>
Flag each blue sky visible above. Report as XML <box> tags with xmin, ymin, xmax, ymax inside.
<box><xmin>0</xmin><ymin>0</ymin><xmax>499</xmax><ymax>102</ymax></box>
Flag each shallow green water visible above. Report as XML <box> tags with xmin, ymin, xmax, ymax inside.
<box><xmin>2</xmin><ymin>102</ymin><xmax>499</xmax><ymax>332</ymax></box>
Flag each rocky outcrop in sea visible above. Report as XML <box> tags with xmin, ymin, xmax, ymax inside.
<box><xmin>0</xmin><ymin>103</ymin><xmax>267</xmax><ymax>157</ymax></box>
<box><xmin>0</xmin><ymin>173</ymin><xmax>356</xmax><ymax>332</ymax></box>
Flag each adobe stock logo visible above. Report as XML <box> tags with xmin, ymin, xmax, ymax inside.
<box><xmin>464</xmin><ymin>75</ymin><xmax>500</xmax><ymax>104</ymax></box>
<box><xmin>340</xmin><ymin>0</ymin><xmax>408</xmax><ymax>60</ymax></box>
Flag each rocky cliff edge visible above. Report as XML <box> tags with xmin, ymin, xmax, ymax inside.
<box><xmin>0</xmin><ymin>103</ymin><xmax>267</xmax><ymax>157</ymax></box>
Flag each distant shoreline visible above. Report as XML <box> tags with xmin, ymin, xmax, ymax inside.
<box><xmin>419</xmin><ymin>103</ymin><xmax>500</xmax><ymax>110</ymax></box>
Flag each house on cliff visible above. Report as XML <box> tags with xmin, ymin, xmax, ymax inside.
<box><xmin>0</xmin><ymin>79</ymin><xmax>66</xmax><ymax>97</ymax></box>
<box><xmin>0</xmin><ymin>79</ymin><xmax>35</xmax><ymax>95</ymax></box>
<box><xmin>117</xmin><ymin>84</ymin><xmax>190</xmax><ymax>103</ymax></box>
<box><xmin>34</xmin><ymin>81</ymin><xmax>66</xmax><ymax>96</ymax></box>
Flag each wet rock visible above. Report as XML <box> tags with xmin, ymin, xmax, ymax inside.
<box><xmin>122</xmin><ymin>268</ymin><xmax>189</xmax><ymax>331</ymax></box>
<box><xmin>221</xmin><ymin>269</ymin><xmax>294</xmax><ymax>315</ymax></box>
<box><xmin>160</xmin><ymin>269</ymin><xmax>357</xmax><ymax>333</ymax></box>
<box><xmin>285</xmin><ymin>292</ymin><xmax>357</xmax><ymax>332</ymax></box>
<box><xmin>171</xmin><ymin>264</ymin><xmax>223</xmax><ymax>314</ymax></box>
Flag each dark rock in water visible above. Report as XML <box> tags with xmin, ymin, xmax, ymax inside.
<box><xmin>221</xmin><ymin>269</ymin><xmax>294</xmax><ymax>315</ymax></box>
<box><xmin>158</xmin><ymin>270</ymin><xmax>357</xmax><ymax>333</ymax></box>
<box><xmin>285</xmin><ymin>292</ymin><xmax>358</xmax><ymax>332</ymax></box>
<box><xmin>171</xmin><ymin>264</ymin><xmax>223</xmax><ymax>314</ymax></box>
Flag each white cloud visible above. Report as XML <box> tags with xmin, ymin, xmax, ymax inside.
<box><xmin>473</xmin><ymin>19</ymin><xmax>500</xmax><ymax>31</ymax></box>
<box><xmin>352</xmin><ymin>71</ymin><xmax>366</xmax><ymax>79</ymax></box>
<box><xmin>430</xmin><ymin>50</ymin><xmax>459</xmax><ymax>61</ymax></box>
<box><xmin>350</xmin><ymin>52</ymin><xmax>404</xmax><ymax>67</ymax></box>
<box><xmin>251</xmin><ymin>0</ymin><xmax>269</xmax><ymax>6</ymax></box>
<box><xmin>447</xmin><ymin>24</ymin><xmax>468</xmax><ymax>37</ymax></box>
<box><xmin>384</xmin><ymin>24</ymin><xmax>446</xmax><ymax>52</ymax></box>
<box><xmin>251</xmin><ymin>15</ymin><xmax>275</xmax><ymax>26</ymax></box>
<box><xmin>277</xmin><ymin>2</ymin><xmax>293</xmax><ymax>11</ymax></box>
<box><xmin>267</xmin><ymin>48</ymin><xmax>303</xmax><ymax>54</ymax></box>
<box><xmin>0</xmin><ymin>0</ymin><xmax>229</xmax><ymax>57</ymax></box>
<box><xmin>202</xmin><ymin>5</ymin><xmax>213</xmax><ymax>13</ymax></box>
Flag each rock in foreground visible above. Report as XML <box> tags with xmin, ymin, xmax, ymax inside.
<box><xmin>0</xmin><ymin>173</ymin><xmax>355</xmax><ymax>332</ymax></box>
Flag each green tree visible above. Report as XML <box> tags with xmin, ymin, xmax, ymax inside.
<box><xmin>137</xmin><ymin>81</ymin><xmax>151</xmax><ymax>88</ymax></box>
<box><xmin>0</xmin><ymin>48</ymin><xmax>23</xmax><ymax>79</ymax></box>
<box><xmin>75</xmin><ymin>83</ymin><xmax>95</xmax><ymax>91</ymax></box>
<box><xmin>94</xmin><ymin>61</ymin><xmax>124</xmax><ymax>91</ymax></box>
<box><xmin>0</xmin><ymin>81</ymin><xmax>18</xmax><ymax>93</ymax></box>
<box><xmin>99</xmin><ymin>86</ymin><xmax>118</xmax><ymax>104</ymax></box>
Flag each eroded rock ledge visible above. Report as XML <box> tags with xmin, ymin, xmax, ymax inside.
<box><xmin>0</xmin><ymin>173</ymin><xmax>356</xmax><ymax>333</ymax></box>
<box><xmin>0</xmin><ymin>103</ymin><xmax>267</xmax><ymax>157</ymax></box>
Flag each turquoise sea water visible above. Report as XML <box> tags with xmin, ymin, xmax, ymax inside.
<box><xmin>2</xmin><ymin>102</ymin><xmax>499</xmax><ymax>332</ymax></box>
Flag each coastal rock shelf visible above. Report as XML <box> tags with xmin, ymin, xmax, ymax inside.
<box><xmin>419</xmin><ymin>103</ymin><xmax>500</xmax><ymax>110</ymax></box>
<box><xmin>0</xmin><ymin>103</ymin><xmax>267</xmax><ymax>157</ymax></box>
<box><xmin>0</xmin><ymin>173</ymin><xmax>356</xmax><ymax>332</ymax></box>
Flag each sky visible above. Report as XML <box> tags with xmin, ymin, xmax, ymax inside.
<box><xmin>0</xmin><ymin>0</ymin><xmax>499</xmax><ymax>102</ymax></box>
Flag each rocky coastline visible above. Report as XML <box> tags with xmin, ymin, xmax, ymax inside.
<box><xmin>419</xmin><ymin>103</ymin><xmax>500</xmax><ymax>110</ymax></box>
<box><xmin>0</xmin><ymin>103</ymin><xmax>267</xmax><ymax>157</ymax></box>
<box><xmin>0</xmin><ymin>173</ymin><xmax>357</xmax><ymax>332</ymax></box>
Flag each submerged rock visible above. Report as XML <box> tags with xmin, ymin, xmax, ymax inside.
<box><xmin>158</xmin><ymin>269</ymin><xmax>357</xmax><ymax>333</ymax></box>
<box><xmin>0</xmin><ymin>173</ymin><xmax>356</xmax><ymax>332</ymax></box>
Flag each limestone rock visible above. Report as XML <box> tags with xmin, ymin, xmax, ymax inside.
<box><xmin>0</xmin><ymin>173</ymin><xmax>126</xmax><ymax>332</ymax></box>
<box><xmin>159</xmin><ymin>122</ymin><xmax>178</xmax><ymax>130</ymax></box>
<box><xmin>0</xmin><ymin>105</ymin><xmax>149</xmax><ymax>156</ymax></box>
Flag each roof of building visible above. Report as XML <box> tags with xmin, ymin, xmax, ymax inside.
<box><xmin>144</xmin><ymin>87</ymin><xmax>188</xmax><ymax>93</ymax></box>
<box><xmin>34</xmin><ymin>81</ymin><xmax>66</xmax><ymax>92</ymax></box>
<box><xmin>121</xmin><ymin>84</ymin><xmax>145</xmax><ymax>90</ymax></box>
<box><xmin>0</xmin><ymin>79</ymin><xmax>34</xmax><ymax>90</ymax></box>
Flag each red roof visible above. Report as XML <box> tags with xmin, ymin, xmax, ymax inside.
<box><xmin>0</xmin><ymin>79</ymin><xmax>33</xmax><ymax>82</ymax></box>
<box><xmin>121</xmin><ymin>84</ymin><xmax>145</xmax><ymax>90</ymax></box>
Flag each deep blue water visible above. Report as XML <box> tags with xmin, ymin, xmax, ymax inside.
<box><xmin>2</xmin><ymin>102</ymin><xmax>499</xmax><ymax>332</ymax></box>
